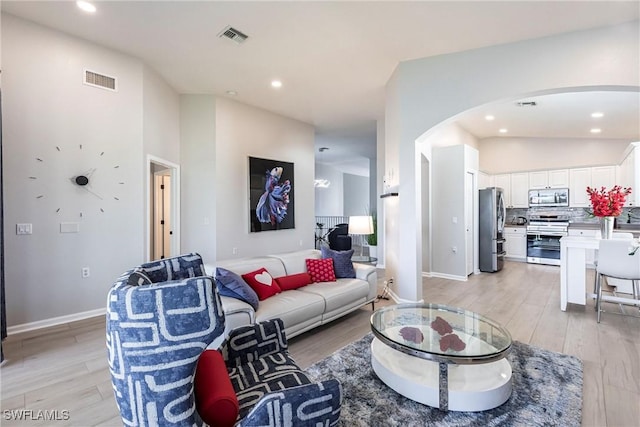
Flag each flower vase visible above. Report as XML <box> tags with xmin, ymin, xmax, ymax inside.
<box><xmin>600</xmin><ymin>216</ymin><xmax>615</xmax><ymax>239</ymax></box>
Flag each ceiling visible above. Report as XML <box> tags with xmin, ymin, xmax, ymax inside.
<box><xmin>3</xmin><ymin>1</ymin><xmax>639</xmax><ymax>171</ymax></box>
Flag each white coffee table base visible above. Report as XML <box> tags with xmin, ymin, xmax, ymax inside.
<box><xmin>371</xmin><ymin>338</ymin><xmax>512</xmax><ymax>412</ymax></box>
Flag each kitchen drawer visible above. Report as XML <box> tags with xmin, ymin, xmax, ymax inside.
<box><xmin>504</xmin><ymin>227</ymin><xmax>526</xmax><ymax>235</ymax></box>
<box><xmin>568</xmin><ymin>228</ymin><xmax>599</xmax><ymax>237</ymax></box>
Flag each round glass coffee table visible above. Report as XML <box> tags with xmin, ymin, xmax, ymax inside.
<box><xmin>370</xmin><ymin>303</ymin><xmax>512</xmax><ymax>411</ymax></box>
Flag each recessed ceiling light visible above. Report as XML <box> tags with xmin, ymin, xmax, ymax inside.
<box><xmin>591</xmin><ymin>112</ymin><xmax>604</xmax><ymax>118</ymax></box>
<box><xmin>226</xmin><ymin>90</ymin><xmax>237</xmax><ymax>96</ymax></box>
<box><xmin>76</xmin><ymin>1</ymin><xmax>96</xmax><ymax>13</ymax></box>
<box><xmin>499</xmin><ymin>128</ymin><xmax>508</xmax><ymax>134</ymax></box>
<box><xmin>271</xmin><ymin>80</ymin><xmax>283</xmax><ymax>89</ymax></box>
<box><xmin>485</xmin><ymin>115</ymin><xmax>495</xmax><ymax>121</ymax></box>
<box><xmin>590</xmin><ymin>128</ymin><xmax>602</xmax><ymax>134</ymax></box>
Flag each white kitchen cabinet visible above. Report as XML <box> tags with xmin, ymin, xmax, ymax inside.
<box><xmin>569</xmin><ymin>168</ymin><xmax>591</xmax><ymax>207</ymax></box>
<box><xmin>590</xmin><ymin>166</ymin><xmax>616</xmax><ymax>191</ymax></box>
<box><xmin>548</xmin><ymin>169</ymin><xmax>570</xmax><ymax>188</ymax></box>
<box><xmin>528</xmin><ymin>171</ymin><xmax>547</xmax><ymax>189</ymax></box>
<box><xmin>510</xmin><ymin>173</ymin><xmax>529</xmax><ymax>208</ymax></box>
<box><xmin>529</xmin><ymin>169</ymin><xmax>569</xmax><ymax>189</ymax></box>
<box><xmin>478</xmin><ymin>171</ymin><xmax>494</xmax><ymax>189</ymax></box>
<box><xmin>619</xmin><ymin>142</ymin><xmax>640</xmax><ymax>206</ymax></box>
<box><xmin>568</xmin><ymin>228</ymin><xmax>598</xmax><ymax>266</ymax></box>
<box><xmin>494</xmin><ymin>174</ymin><xmax>511</xmax><ymax>206</ymax></box>
<box><xmin>504</xmin><ymin>227</ymin><xmax>526</xmax><ymax>260</ymax></box>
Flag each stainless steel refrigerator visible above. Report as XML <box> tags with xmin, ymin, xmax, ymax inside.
<box><xmin>479</xmin><ymin>187</ymin><xmax>506</xmax><ymax>272</ymax></box>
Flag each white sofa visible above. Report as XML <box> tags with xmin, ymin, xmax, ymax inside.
<box><xmin>204</xmin><ymin>249</ymin><xmax>377</xmax><ymax>339</ymax></box>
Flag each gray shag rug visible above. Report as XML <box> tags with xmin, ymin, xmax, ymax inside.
<box><xmin>306</xmin><ymin>334</ymin><xmax>582</xmax><ymax>426</ymax></box>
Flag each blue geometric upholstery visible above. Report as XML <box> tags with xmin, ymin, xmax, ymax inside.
<box><xmin>106</xmin><ymin>253</ymin><xmax>225</xmax><ymax>426</ymax></box>
<box><xmin>107</xmin><ymin>254</ymin><xmax>342</xmax><ymax>427</ymax></box>
<box><xmin>221</xmin><ymin>319</ymin><xmax>343</xmax><ymax>426</ymax></box>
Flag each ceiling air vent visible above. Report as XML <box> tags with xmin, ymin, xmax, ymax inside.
<box><xmin>218</xmin><ymin>26</ymin><xmax>249</xmax><ymax>44</ymax></box>
<box><xmin>516</xmin><ymin>101</ymin><xmax>537</xmax><ymax>107</ymax></box>
<box><xmin>84</xmin><ymin>69</ymin><xmax>117</xmax><ymax>92</ymax></box>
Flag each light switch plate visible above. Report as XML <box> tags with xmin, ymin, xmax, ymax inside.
<box><xmin>16</xmin><ymin>223</ymin><xmax>32</xmax><ymax>235</ymax></box>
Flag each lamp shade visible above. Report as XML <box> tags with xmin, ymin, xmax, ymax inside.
<box><xmin>348</xmin><ymin>216</ymin><xmax>373</xmax><ymax>235</ymax></box>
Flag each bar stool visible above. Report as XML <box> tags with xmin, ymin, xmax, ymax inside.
<box><xmin>595</xmin><ymin>238</ymin><xmax>640</xmax><ymax>323</ymax></box>
<box><xmin>591</xmin><ymin>232</ymin><xmax>634</xmax><ymax>296</ymax></box>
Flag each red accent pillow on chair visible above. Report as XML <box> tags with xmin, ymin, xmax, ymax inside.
<box><xmin>242</xmin><ymin>268</ymin><xmax>281</xmax><ymax>300</ymax></box>
<box><xmin>194</xmin><ymin>350</ymin><xmax>239</xmax><ymax>427</ymax></box>
<box><xmin>305</xmin><ymin>258</ymin><xmax>337</xmax><ymax>282</ymax></box>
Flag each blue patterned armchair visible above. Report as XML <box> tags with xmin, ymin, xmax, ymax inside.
<box><xmin>107</xmin><ymin>253</ymin><xmax>342</xmax><ymax>427</ymax></box>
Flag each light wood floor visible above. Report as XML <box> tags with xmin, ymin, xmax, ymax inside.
<box><xmin>1</xmin><ymin>261</ymin><xmax>638</xmax><ymax>426</ymax></box>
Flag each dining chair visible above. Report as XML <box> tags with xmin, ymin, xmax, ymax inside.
<box><xmin>592</xmin><ymin>232</ymin><xmax>635</xmax><ymax>296</ymax></box>
<box><xmin>595</xmin><ymin>238</ymin><xmax>640</xmax><ymax>323</ymax></box>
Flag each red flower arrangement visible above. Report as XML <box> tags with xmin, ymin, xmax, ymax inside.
<box><xmin>586</xmin><ymin>185</ymin><xmax>632</xmax><ymax>217</ymax></box>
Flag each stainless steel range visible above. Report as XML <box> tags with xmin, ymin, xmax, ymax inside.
<box><xmin>526</xmin><ymin>212</ymin><xmax>570</xmax><ymax>266</ymax></box>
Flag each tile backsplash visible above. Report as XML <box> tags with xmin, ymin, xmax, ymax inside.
<box><xmin>506</xmin><ymin>207</ymin><xmax>640</xmax><ymax>225</ymax></box>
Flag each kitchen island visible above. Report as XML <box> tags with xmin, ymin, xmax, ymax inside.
<box><xmin>560</xmin><ymin>234</ymin><xmax>640</xmax><ymax>311</ymax></box>
<box><xmin>559</xmin><ymin>236</ymin><xmax>598</xmax><ymax>310</ymax></box>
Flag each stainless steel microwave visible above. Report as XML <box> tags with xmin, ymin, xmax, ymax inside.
<box><xmin>528</xmin><ymin>188</ymin><xmax>569</xmax><ymax>207</ymax></box>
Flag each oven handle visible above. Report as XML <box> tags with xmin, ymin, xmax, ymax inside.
<box><xmin>497</xmin><ymin>251</ymin><xmax>506</xmax><ymax>258</ymax></box>
<box><xmin>496</xmin><ymin>239</ymin><xmax>506</xmax><ymax>244</ymax></box>
<box><xmin>526</xmin><ymin>231</ymin><xmax>567</xmax><ymax>237</ymax></box>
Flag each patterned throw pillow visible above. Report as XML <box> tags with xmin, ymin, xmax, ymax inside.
<box><xmin>275</xmin><ymin>273</ymin><xmax>313</xmax><ymax>291</ymax></box>
<box><xmin>215</xmin><ymin>268</ymin><xmax>260</xmax><ymax>311</ymax></box>
<box><xmin>305</xmin><ymin>258</ymin><xmax>337</xmax><ymax>283</ymax></box>
<box><xmin>320</xmin><ymin>246</ymin><xmax>356</xmax><ymax>278</ymax></box>
<box><xmin>242</xmin><ymin>268</ymin><xmax>281</xmax><ymax>301</ymax></box>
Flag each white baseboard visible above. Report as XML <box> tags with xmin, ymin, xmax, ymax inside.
<box><xmin>428</xmin><ymin>272</ymin><xmax>468</xmax><ymax>282</ymax></box>
<box><xmin>386</xmin><ymin>288</ymin><xmax>424</xmax><ymax>304</ymax></box>
<box><xmin>7</xmin><ymin>308</ymin><xmax>106</xmax><ymax>336</ymax></box>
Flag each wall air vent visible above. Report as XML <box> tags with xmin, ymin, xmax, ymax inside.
<box><xmin>218</xmin><ymin>26</ymin><xmax>249</xmax><ymax>44</ymax></box>
<box><xmin>516</xmin><ymin>101</ymin><xmax>537</xmax><ymax>107</ymax></box>
<box><xmin>84</xmin><ymin>69</ymin><xmax>117</xmax><ymax>92</ymax></box>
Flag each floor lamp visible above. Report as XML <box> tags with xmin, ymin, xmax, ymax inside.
<box><xmin>348</xmin><ymin>215</ymin><xmax>373</xmax><ymax>257</ymax></box>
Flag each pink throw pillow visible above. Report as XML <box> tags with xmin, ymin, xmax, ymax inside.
<box><xmin>305</xmin><ymin>258</ymin><xmax>337</xmax><ymax>283</ymax></box>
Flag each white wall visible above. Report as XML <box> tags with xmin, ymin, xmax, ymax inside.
<box><xmin>180</xmin><ymin>95</ymin><xmax>217</xmax><ymax>263</ymax></box>
<box><xmin>343</xmin><ymin>173</ymin><xmax>369</xmax><ymax>216</ymax></box>
<box><xmin>376</xmin><ymin>119</ymin><xmax>385</xmax><ymax>268</ymax></box>
<box><xmin>479</xmin><ymin>137</ymin><xmax>631</xmax><ymax>174</ymax></box>
<box><xmin>143</xmin><ymin>66</ymin><xmax>180</xmax><ymax>163</ymax></box>
<box><xmin>385</xmin><ymin>21</ymin><xmax>640</xmax><ymax>302</ymax></box>
<box><xmin>314</xmin><ymin>162</ymin><xmax>344</xmax><ymax>216</ymax></box>
<box><xmin>214</xmin><ymin>98</ymin><xmax>315</xmax><ymax>259</ymax></box>
<box><xmin>2</xmin><ymin>15</ymin><xmax>145</xmax><ymax>327</ymax></box>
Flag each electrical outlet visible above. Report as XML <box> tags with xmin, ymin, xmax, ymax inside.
<box><xmin>82</xmin><ymin>267</ymin><xmax>90</xmax><ymax>278</ymax></box>
<box><xmin>232</xmin><ymin>247</ymin><xmax>238</xmax><ymax>255</ymax></box>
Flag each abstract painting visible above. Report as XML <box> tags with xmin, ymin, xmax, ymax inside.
<box><xmin>249</xmin><ymin>156</ymin><xmax>295</xmax><ymax>232</ymax></box>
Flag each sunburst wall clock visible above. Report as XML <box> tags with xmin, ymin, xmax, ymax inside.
<box><xmin>29</xmin><ymin>144</ymin><xmax>125</xmax><ymax>217</ymax></box>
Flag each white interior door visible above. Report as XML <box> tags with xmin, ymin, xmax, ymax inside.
<box><xmin>465</xmin><ymin>172</ymin><xmax>474</xmax><ymax>276</ymax></box>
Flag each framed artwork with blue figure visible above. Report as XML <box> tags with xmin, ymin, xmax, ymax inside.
<box><xmin>249</xmin><ymin>156</ymin><xmax>295</xmax><ymax>232</ymax></box>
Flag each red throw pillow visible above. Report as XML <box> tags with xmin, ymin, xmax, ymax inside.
<box><xmin>305</xmin><ymin>258</ymin><xmax>337</xmax><ymax>283</ymax></box>
<box><xmin>194</xmin><ymin>350</ymin><xmax>239</xmax><ymax>427</ymax></box>
<box><xmin>275</xmin><ymin>273</ymin><xmax>313</xmax><ymax>291</ymax></box>
<box><xmin>242</xmin><ymin>268</ymin><xmax>281</xmax><ymax>300</ymax></box>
